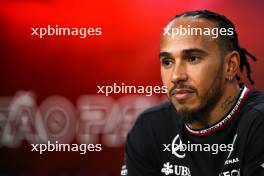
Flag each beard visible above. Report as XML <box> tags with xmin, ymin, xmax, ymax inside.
<box><xmin>171</xmin><ymin>63</ymin><xmax>224</xmax><ymax>125</ymax></box>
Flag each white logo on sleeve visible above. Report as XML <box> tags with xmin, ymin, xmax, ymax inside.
<box><xmin>261</xmin><ymin>163</ymin><xmax>264</xmax><ymax>168</ymax></box>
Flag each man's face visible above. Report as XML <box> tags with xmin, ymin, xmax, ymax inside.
<box><xmin>160</xmin><ymin>18</ymin><xmax>226</xmax><ymax>123</ymax></box>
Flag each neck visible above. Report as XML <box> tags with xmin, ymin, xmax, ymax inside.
<box><xmin>189</xmin><ymin>83</ymin><xmax>241</xmax><ymax>130</ymax></box>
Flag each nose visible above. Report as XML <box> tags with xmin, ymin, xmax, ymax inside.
<box><xmin>171</xmin><ymin>62</ymin><xmax>188</xmax><ymax>84</ymax></box>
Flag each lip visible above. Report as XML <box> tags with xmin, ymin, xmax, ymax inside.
<box><xmin>171</xmin><ymin>89</ymin><xmax>195</xmax><ymax>101</ymax></box>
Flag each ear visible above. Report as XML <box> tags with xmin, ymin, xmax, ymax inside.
<box><xmin>224</xmin><ymin>51</ymin><xmax>240</xmax><ymax>81</ymax></box>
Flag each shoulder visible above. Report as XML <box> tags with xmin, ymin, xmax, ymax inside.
<box><xmin>136</xmin><ymin>101</ymin><xmax>177</xmax><ymax>125</ymax></box>
<box><xmin>245</xmin><ymin>90</ymin><xmax>264</xmax><ymax>118</ymax></box>
<box><xmin>129</xmin><ymin>101</ymin><xmax>181</xmax><ymax>137</ymax></box>
<box><xmin>126</xmin><ymin>101</ymin><xmax>181</xmax><ymax>154</ymax></box>
<box><xmin>239</xmin><ymin>91</ymin><xmax>264</xmax><ymax>166</ymax></box>
<box><xmin>140</xmin><ymin>101</ymin><xmax>174</xmax><ymax>118</ymax></box>
<box><xmin>240</xmin><ymin>90</ymin><xmax>264</xmax><ymax>142</ymax></box>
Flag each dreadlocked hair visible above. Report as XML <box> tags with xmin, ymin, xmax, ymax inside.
<box><xmin>173</xmin><ymin>10</ymin><xmax>257</xmax><ymax>85</ymax></box>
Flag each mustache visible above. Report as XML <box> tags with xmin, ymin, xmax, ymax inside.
<box><xmin>169</xmin><ymin>83</ymin><xmax>198</xmax><ymax>97</ymax></box>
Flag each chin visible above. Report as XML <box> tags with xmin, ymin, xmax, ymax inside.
<box><xmin>172</xmin><ymin>100</ymin><xmax>200</xmax><ymax>112</ymax></box>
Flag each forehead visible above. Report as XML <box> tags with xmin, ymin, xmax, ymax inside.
<box><xmin>160</xmin><ymin>17</ymin><xmax>220</xmax><ymax>54</ymax></box>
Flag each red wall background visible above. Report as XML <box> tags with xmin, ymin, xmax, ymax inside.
<box><xmin>1</xmin><ymin>0</ymin><xmax>264</xmax><ymax>175</ymax></box>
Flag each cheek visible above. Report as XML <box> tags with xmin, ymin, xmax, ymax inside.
<box><xmin>161</xmin><ymin>68</ymin><xmax>173</xmax><ymax>91</ymax></box>
<box><xmin>161</xmin><ymin>69</ymin><xmax>170</xmax><ymax>84</ymax></box>
<box><xmin>188</xmin><ymin>64</ymin><xmax>220</xmax><ymax>95</ymax></box>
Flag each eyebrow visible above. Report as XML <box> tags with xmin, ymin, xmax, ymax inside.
<box><xmin>182</xmin><ymin>48</ymin><xmax>209</xmax><ymax>56</ymax></box>
<box><xmin>159</xmin><ymin>51</ymin><xmax>172</xmax><ymax>59</ymax></box>
<box><xmin>159</xmin><ymin>48</ymin><xmax>209</xmax><ymax>59</ymax></box>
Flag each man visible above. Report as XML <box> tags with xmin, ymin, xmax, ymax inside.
<box><xmin>121</xmin><ymin>10</ymin><xmax>264</xmax><ymax>176</ymax></box>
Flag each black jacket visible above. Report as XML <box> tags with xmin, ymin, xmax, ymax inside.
<box><xmin>121</xmin><ymin>86</ymin><xmax>264</xmax><ymax>176</ymax></box>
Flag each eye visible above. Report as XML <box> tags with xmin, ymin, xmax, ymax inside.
<box><xmin>160</xmin><ymin>58</ymin><xmax>174</xmax><ymax>68</ymax></box>
<box><xmin>187</xmin><ymin>56</ymin><xmax>201</xmax><ymax>63</ymax></box>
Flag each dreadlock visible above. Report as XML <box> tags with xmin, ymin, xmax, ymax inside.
<box><xmin>173</xmin><ymin>10</ymin><xmax>257</xmax><ymax>85</ymax></box>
